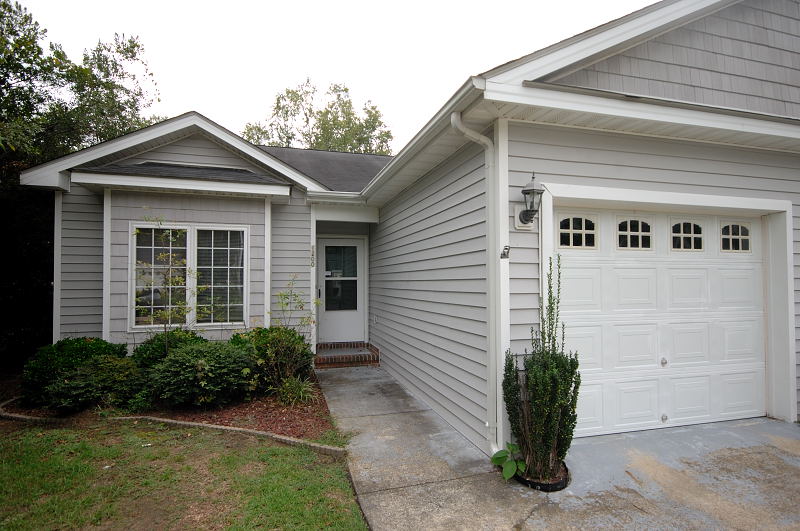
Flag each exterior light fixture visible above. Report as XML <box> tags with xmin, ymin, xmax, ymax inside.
<box><xmin>518</xmin><ymin>172</ymin><xmax>543</xmax><ymax>224</ymax></box>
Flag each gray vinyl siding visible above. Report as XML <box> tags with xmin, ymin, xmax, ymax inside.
<box><xmin>270</xmin><ymin>189</ymin><xmax>312</xmax><ymax>330</ymax></box>
<box><xmin>369</xmin><ymin>144</ymin><xmax>489</xmax><ymax>452</ymax></box>
<box><xmin>59</xmin><ymin>183</ymin><xmax>103</xmax><ymax>337</ymax></box>
<box><xmin>108</xmin><ymin>191</ymin><xmax>267</xmax><ymax>346</ymax></box>
<box><xmin>553</xmin><ymin>0</ymin><xmax>800</xmax><ymax>119</ymax></box>
<box><xmin>506</xmin><ymin>121</ymin><xmax>800</xmax><ymax>417</ymax></box>
<box><xmin>118</xmin><ymin>133</ymin><xmax>265</xmax><ymax>172</ymax></box>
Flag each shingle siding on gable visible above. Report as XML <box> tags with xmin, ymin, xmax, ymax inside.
<box><xmin>553</xmin><ymin>0</ymin><xmax>800</xmax><ymax>118</ymax></box>
<box><xmin>369</xmin><ymin>144</ymin><xmax>489</xmax><ymax>452</ymax></box>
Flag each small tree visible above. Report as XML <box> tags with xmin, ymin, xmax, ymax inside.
<box><xmin>270</xmin><ymin>274</ymin><xmax>318</xmax><ymax>338</ymax></box>
<box><xmin>500</xmin><ymin>255</ymin><xmax>580</xmax><ymax>482</ymax></box>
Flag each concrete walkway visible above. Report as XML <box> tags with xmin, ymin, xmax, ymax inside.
<box><xmin>317</xmin><ymin>366</ymin><xmax>800</xmax><ymax>530</ymax></box>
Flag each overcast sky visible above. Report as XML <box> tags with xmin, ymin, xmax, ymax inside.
<box><xmin>23</xmin><ymin>0</ymin><xmax>655</xmax><ymax>152</ymax></box>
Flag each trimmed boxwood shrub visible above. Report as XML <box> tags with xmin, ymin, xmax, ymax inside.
<box><xmin>230</xmin><ymin>327</ymin><xmax>314</xmax><ymax>392</ymax></box>
<box><xmin>44</xmin><ymin>355</ymin><xmax>144</xmax><ymax>414</ymax></box>
<box><xmin>150</xmin><ymin>342</ymin><xmax>256</xmax><ymax>407</ymax></box>
<box><xmin>22</xmin><ymin>337</ymin><xmax>127</xmax><ymax>406</ymax></box>
<box><xmin>132</xmin><ymin>329</ymin><xmax>207</xmax><ymax>370</ymax></box>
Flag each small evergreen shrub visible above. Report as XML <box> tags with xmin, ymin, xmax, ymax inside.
<box><xmin>150</xmin><ymin>341</ymin><xmax>256</xmax><ymax>407</ymax></box>
<box><xmin>273</xmin><ymin>376</ymin><xmax>316</xmax><ymax>406</ymax></box>
<box><xmin>22</xmin><ymin>337</ymin><xmax>127</xmax><ymax>405</ymax></box>
<box><xmin>230</xmin><ymin>327</ymin><xmax>314</xmax><ymax>392</ymax></box>
<box><xmin>44</xmin><ymin>355</ymin><xmax>144</xmax><ymax>414</ymax></box>
<box><xmin>500</xmin><ymin>255</ymin><xmax>580</xmax><ymax>482</ymax></box>
<box><xmin>132</xmin><ymin>329</ymin><xmax>207</xmax><ymax>370</ymax></box>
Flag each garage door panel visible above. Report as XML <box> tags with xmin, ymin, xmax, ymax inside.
<box><xmin>557</xmin><ymin>208</ymin><xmax>766</xmax><ymax>437</ymax></box>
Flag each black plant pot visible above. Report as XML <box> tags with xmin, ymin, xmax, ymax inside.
<box><xmin>513</xmin><ymin>462</ymin><xmax>570</xmax><ymax>492</ymax></box>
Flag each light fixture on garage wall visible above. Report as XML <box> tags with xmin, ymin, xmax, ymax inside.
<box><xmin>518</xmin><ymin>172</ymin><xmax>544</xmax><ymax>224</ymax></box>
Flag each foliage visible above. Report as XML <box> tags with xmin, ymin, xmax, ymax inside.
<box><xmin>502</xmin><ymin>255</ymin><xmax>580</xmax><ymax>481</ymax></box>
<box><xmin>43</xmin><ymin>355</ymin><xmax>143</xmax><ymax>413</ymax></box>
<box><xmin>132</xmin><ymin>328</ymin><xmax>207</xmax><ymax>370</ymax></box>
<box><xmin>149</xmin><ymin>342</ymin><xmax>256</xmax><ymax>407</ymax></box>
<box><xmin>1</xmin><ymin>1</ymin><xmax>160</xmax><ymax>369</ymax></box>
<box><xmin>271</xmin><ymin>274</ymin><xmax>317</xmax><ymax>336</ymax></box>
<box><xmin>272</xmin><ymin>376</ymin><xmax>316</xmax><ymax>406</ymax></box>
<box><xmin>491</xmin><ymin>442</ymin><xmax>527</xmax><ymax>481</ymax></box>
<box><xmin>22</xmin><ymin>337</ymin><xmax>127</xmax><ymax>405</ymax></box>
<box><xmin>242</xmin><ymin>78</ymin><xmax>392</xmax><ymax>155</ymax></box>
<box><xmin>230</xmin><ymin>326</ymin><xmax>314</xmax><ymax>392</ymax></box>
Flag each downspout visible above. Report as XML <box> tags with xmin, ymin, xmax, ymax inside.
<box><xmin>450</xmin><ymin>111</ymin><xmax>502</xmax><ymax>454</ymax></box>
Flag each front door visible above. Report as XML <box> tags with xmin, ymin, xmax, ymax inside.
<box><xmin>317</xmin><ymin>238</ymin><xmax>366</xmax><ymax>343</ymax></box>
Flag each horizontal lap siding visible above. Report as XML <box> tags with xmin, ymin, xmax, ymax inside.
<box><xmin>271</xmin><ymin>189</ymin><xmax>311</xmax><ymax>331</ymax></box>
<box><xmin>370</xmin><ymin>145</ymin><xmax>489</xmax><ymax>451</ymax></box>
<box><xmin>60</xmin><ymin>183</ymin><xmax>103</xmax><ymax>337</ymax></box>
<box><xmin>554</xmin><ymin>0</ymin><xmax>800</xmax><ymax>118</ymax></box>
<box><xmin>108</xmin><ymin>191</ymin><xmax>266</xmax><ymax>346</ymax></box>
<box><xmin>119</xmin><ymin>134</ymin><xmax>265</xmax><ymax>171</ymax></box>
<box><xmin>507</xmin><ymin>122</ymin><xmax>800</xmax><ymax>418</ymax></box>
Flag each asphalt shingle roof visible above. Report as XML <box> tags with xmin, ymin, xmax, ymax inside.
<box><xmin>75</xmin><ymin>162</ymin><xmax>286</xmax><ymax>186</ymax></box>
<box><xmin>259</xmin><ymin>146</ymin><xmax>392</xmax><ymax>192</ymax></box>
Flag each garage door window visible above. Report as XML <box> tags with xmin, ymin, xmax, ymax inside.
<box><xmin>618</xmin><ymin>219</ymin><xmax>651</xmax><ymax>249</ymax></box>
<box><xmin>671</xmin><ymin>222</ymin><xmax>703</xmax><ymax>251</ymax></box>
<box><xmin>721</xmin><ymin>223</ymin><xmax>751</xmax><ymax>252</ymax></box>
<box><xmin>559</xmin><ymin>216</ymin><xmax>596</xmax><ymax>248</ymax></box>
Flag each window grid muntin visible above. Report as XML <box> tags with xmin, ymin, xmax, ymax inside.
<box><xmin>721</xmin><ymin>223</ymin><xmax>751</xmax><ymax>253</ymax></box>
<box><xmin>558</xmin><ymin>216</ymin><xmax>597</xmax><ymax>249</ymax></box>
<box><xmin>617</xmin><ymin>218</ymin><xmax>652</xmax><ymax>249</ymax></box>
<box><xmin>671</xmin><ymin>221</ymin><xmax>703</xmax><ymax>251</ymax></box>
<box><xmin>134</xmin><ymin>227</ymin><xmax>188</xmax><ymax>326</ymax></box>
<box><xmin>196</xmin><ymin>229</ymin><xmax>245</xmax><ymax>324</ymax></box>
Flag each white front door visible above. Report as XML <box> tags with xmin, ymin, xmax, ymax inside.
<box><xmin>556</xmin><ymin>208</ymin><xmax>766</xmax><ymax>437</ymax></box>
<box><xmin>317</xmin><ymin>238</ymin><xmax>366</xmax><ymax>343</ymax></box>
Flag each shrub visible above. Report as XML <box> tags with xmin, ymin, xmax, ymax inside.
<box><xmin>22</xmin><ymin>337</ymin><xmax>127</xmax><ymax>406</ymax></box>
<box><xmin>230</xmin><ymin>327</ymin><xmax>314</xmax><ymax>392</ymax></box>
<box><xmin>44</xmin><ymin>355</ymin><xmax>144</xmax><ymax>414</ymax></box>
<box><xmin>273</xmin><ymin>376</ymin><xmax>316</xmax><ymax>406</ymax></box>
<box><xmin>132</xmin><ymin>329</ymin><xmax>207</xmax><ymax>370</ymax></box>
<box><xmin>500</xmin><ymin>256</ymin><xmax>580</xmax><ymax>482</ymax></box>
<box><xmin>150</xmin><ymin>342</ymin><xmax>256</xmax><ymax>407</ymax></box>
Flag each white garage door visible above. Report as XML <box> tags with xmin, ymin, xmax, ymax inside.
<box><xmin>556</xmin><ymin>208</ymin><xmax>766</xmax><ymax>437</ymax></box>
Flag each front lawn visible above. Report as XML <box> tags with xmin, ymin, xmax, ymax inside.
<box><xmin>0</xmin><ymin>418</ymin><xmax>366</xmax><ymax>530</ymax></box>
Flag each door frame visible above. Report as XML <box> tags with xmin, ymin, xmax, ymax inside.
<box><xmin>538</xmin><ymin>182</ymin><xmax>796</xmax><ymax>425</ymax></box>
<box><xmin>315</xmin><ymin>234</ymin><xmax>369</xmax><ymax>345</ymax></box>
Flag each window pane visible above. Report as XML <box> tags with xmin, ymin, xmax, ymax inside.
<box><xmin>197</xmin><ymin>290</ymin><xmax>212</xmax><ymax>305</ymax></box>
<box><xmin>619</xmin><ymin>221</ymin><xmax>628</xmax><ymax>232</ymax></box>
<box><xmin>585</xmin><ymin>233</ymin><xmax>595</xmax><ymax>247</ymax></box>
<box><xmin>683</xmin><ymin>236</ymin><xmax>691</xmax><ymax>248</ymax></box>
<box><xmin>572</xmin><ymin>233</ymin><xmax>583</xmax><ymax>246</ymax></box>
<box><xmin>560</xmin><ymin>232</ymin><xmax>570</xmax><ymax>246</ymax></box>
<box><xmin>732</xmin><ymin>239</ymin><xmax>740</xmax><ymax>251</ymax></box>
<box><xmin>197</xmin><ymin>268</ymin><xmax>212</xmax><ymax>286</ymax></box>
<box><xmin>136</xmin><ymin>247</ymin><xmax>152</xmax><ymax>265</ymax></box>
<box><xmin>326</xmin><ymin>279</ymin><xmax>357</xmax><ymax>311</ymax></box>
<box><xmin>619</xmin><ymin>235</ymin><xmax>627</xmax><ymax>248</ymax></box>
<box><xmin>229</xmin><ymin>248</ymin><xmax>243</xmax><ymax>267</ymax></box>
<box><xmin>229</xmin><ymin>305</ymin><xmax>243</xmax><ymax>322</ymax></box>
<box><xmin>229</xmin><ymin>232</ymin><xmax>244</xmax><ymax>248</ymax></box>
<box><xmin>742</xmin><ymin>239</ymin><xmax>750</xmax><ymax>251</ymax></box>
<box><xmin>642</xmin><ymin>235</ymin><xmax>651</xmax><ymax>248</ymax></box>
<box><xmin>213</xmin><ymin>268</ymin><xmax>227</xmax><ymax>286</ymax></box>
<box><xmin>229</xmin><ymin>287</ymin><xmax>243</xmax><ymax>304</ymax></box>
<box><xmin>198</xmin><ymin>230</ymin><xmax>213</xmax><ymax>248</ymax></box>
<box><xmin>153</xmin><ymin>229</ymin><xmax>170</xmax><ymax>246</ymax></box>
<box><xmin>722</xmin><ymin>225</ymin><xmax>730</xmax><ymax>236</ymax></box>
<box><xmin>722</xmin><ymin>238</ymin><xmax>730</xmax><ymax>250</ymax></box>
<box><xmin>682</xmin><ymin>222</ymin><xmax>691</xmax><ymax>233</ymax></box>
<box><xmin>154</xmin><ymin>248</ymin><xmax>171</xmax><ymax>265</ymax></box>
<box><xmin>213</xmin><ymin>249</ymin><xmax>228</xmax><ymax>266</ymax></box>
<box><xmin>672</xmin><ymin>236</ymin><xmax>680</xmax><ymax>248</ymax></box>
<box><xmin>642</xmin><ymin>222</ymin><xmax>650</xmax><ymax>233</ymax></box>
<box><xmin>693</xmin><ymin>224</ymin><xmax>702</xmax><ymax>235</ymax></box>
<box><xmin>171</xmin><ymin>229</ymin><xmax>187</xmax><ymax>247</ymax></box>
<box><xmin>694</xmin><ymin>237</ymin><xmax>702</xmax><ymax>249</ymax></box>
<box><xmin>741</xmin><ymin>226</ymin><xmax>749</xmax><ymax>236</ymax></box>
<box><xmin>585</xmin><ymin>219</ymin><xmax>595</xmax><ymax>231</ymax></box>
<box><xmin>136</xmin><ymin>228</ymin><xmax>153</xmax><ymax>247</ymax></box>
<box><xmin>325</xmin><ymin>246</ymin><xmax>357</xmax><ymax>277</ymax></box>
<box><xmin>213</xmin><ymin>230</ymin><xmax>228</xmax><ymax>248</ymax></box>
<box><xmin>197</xmin><ymin>248</ymin><xmax>212</xmax><ymax>267</ymax></box>
<box><xmin>732</xmin><ymin>225</ymin><xmax>739</xmax><ymax>236</ymax></box>
<box><xmin>630</xmin><ymin>220</ymin><xmax>639</xmax><ymax>232</ymax></box>
<box><xmin>672</xmin><ymin>224</ymin><xmax>680</xmax><ymax>234</ymax></box>
<box><xmin>572</xmin><ymin>217</ymin><xmax>582</xmax><ymax>230</ymax></box>
<box><xmin>559</xmin><ymin>218</ymin><xmax>570</xmax><ymax>230</ymax></box>
<box><xmin>630</xmin><ymin>235</ymin><xmax>639</xmax><ymax>247</ymax></box>
<box><xmin>229</xmin><ymin>268</ymin><xmax>243</xmax><ymax>285</ymax></box>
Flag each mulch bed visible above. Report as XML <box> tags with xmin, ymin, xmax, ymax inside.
<box><xmin>146</xmin><ymin>385</ymin><xmax>335</xmax><ymax>441</ymax></box>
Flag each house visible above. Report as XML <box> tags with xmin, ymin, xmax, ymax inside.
<box><xmin>21</xmin><ymin>0</ymin><xmax>800</xmax><ymax>455</ymax></box>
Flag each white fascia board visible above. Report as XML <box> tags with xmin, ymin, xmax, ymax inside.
<box><xmin>71</xmin><ymin>172</ymin><xmax>291</xmax><ymax>197</ymax></box>
<box><xmin>488</xmin><ymin>0</ymin><xmax>732</xmax><ymax>85</ymax></box>
<box><xmin>21</xmin><ymin>112</ymin><xmax>326</xmax><ymax>192</ymax></box>
<box><xmin>484</xmin><ymin>82</ymin><xmax>800</xmax><ymax>142</ymax></box>
<box><xmin>306</xmin><ymin>191</ymin><xmax>366</xmax><ymax>205</ymax></box>
<box><xmin>314</xmin><ymin>204</ymin><xmax>379</xmax><ymax>223</ymax></box>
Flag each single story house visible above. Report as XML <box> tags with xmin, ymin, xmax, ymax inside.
<box><xmin>22</xmin><ymin>0</ymin><xmax>800</xmax><ymax>454</ymax></box>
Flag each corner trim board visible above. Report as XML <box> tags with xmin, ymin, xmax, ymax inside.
<box><xmin>264</xmin><ymin>198</ymin><xmax>271</xmax><ymax>328</ymax></box>
<box><xmin>53</xmin><ymin>191</ymin><xmax>62</xmax><ymax>342</ymax></box>
<box><xmin>102</xmin><ymin>189</ymin><xmax>111</xmax><ymax>341</ymax></box>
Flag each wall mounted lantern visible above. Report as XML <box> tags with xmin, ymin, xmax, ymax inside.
<box><xmin>518</xmin><ymin>172</ymin><xmax>543</xmax><ymax>224</ymax></box>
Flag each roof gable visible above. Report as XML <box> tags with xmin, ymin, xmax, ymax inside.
<box><xmin>21</xmin><ymin>112</ymin><xmax>328</xmax><ymax>192</ymax></box>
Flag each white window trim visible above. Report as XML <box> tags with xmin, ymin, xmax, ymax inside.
<box><xmin>720</xmin><ymin>221</ymin><xmax>752</xmax><ymax>254</ymax></box>
<box><xmin>669</xmin><ymin>217</ymin><xmax>705</xmax><ymax>252</ymax></box>
<box><xmin>615</xmin><ymin>216</ymin><xmax>654</xmax><ymax>251</ymax></box>
<box><xmin>127</xmin><ymin>221</ymin><xmax>250</xmax><ymax>332</ymax></box>
<box><xmin>557</xmin><ymin>214</ymin><xmax>598</xmax><ymax>249</ymax></box>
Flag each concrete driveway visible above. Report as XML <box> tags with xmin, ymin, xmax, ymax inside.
<box><xmin>317</xmin><ymin>366</ymin><xmax>800</xmax><ymax>530</ymax></box>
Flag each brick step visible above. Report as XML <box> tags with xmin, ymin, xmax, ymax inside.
<box><xmin>314</xmin><ymin>342</ymin><xmax>380</xmax><ymax>369</ymax></box>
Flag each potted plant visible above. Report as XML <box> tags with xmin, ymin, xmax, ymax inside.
<box><xmin>492</xmin><ymin>255</ymin><xmax>580</xmax><ymax>491</ymax></box>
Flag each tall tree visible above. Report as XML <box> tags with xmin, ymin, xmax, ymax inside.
<box><xmin>243</xmin><ymin>79</ymin><xmax>393</xmax><ymax>155</ymax></box>
<box><xmin>0</xmin><ymin>0</ymin><xmax>161</xmax><ymax>370</ymax></box>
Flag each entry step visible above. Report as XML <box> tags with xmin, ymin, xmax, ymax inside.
<box><xmin>315</xmin><ymin>342</ymin><xmax>379</xmax><ymax>368</ymax></box>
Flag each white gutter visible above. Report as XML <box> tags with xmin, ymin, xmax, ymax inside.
<box><xmin>305</xmin><ymin>190</ymin><xmax>367</xmax><ymax>205</ymax></box>
<box><xmin>450</xmin><ymin>111</ymin><xmax>503</xmax><ymax>454</ymax></box>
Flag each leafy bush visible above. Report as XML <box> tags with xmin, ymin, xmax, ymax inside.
<box><xmin>500</xmin><ymin>256</ymin><xmax>580</xmax><ymax>482</ymax></box>
<box><xmin>230</xmin><ymin>327</ymin><xmax>314</xmax><ymax>392</ymax></box>
<box><xmin>132</xmin><ymin>329</ymin><xmax>207</xmax><ymax>370</ymax></box>
<box><xmin>150</xmin><ymin>342</ymin><xmax>256</xmax><ymax>407</ymax></box>
<box><xmin>44</xmin><ymin>355</ymin><xmax>144</xmax><ymax>414</ymax></box>
<box><xmin>273</xmin><ymin>376</ymin><xmax>316</xmax><ymax>406</ymax></box>
<box><xmin>22</xmin><ymin>337</ymin><xmax>127</xmax><ymax>406</ymax></box>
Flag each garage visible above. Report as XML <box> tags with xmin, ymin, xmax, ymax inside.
<box><xmin>556</xmin><ymin>208</ymin><xmax>767</xmax><ymax>437</ymax></box>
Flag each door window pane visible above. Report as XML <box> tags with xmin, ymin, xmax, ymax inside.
<box><xmin>325</xmin><ymin>246</ymin><xmax>357</xmax><ymax>277</ymax></box>
<box><xmin>326</xmin><ymin>280</ymin><xmax>357</xmax><ymax>311</ymax></box>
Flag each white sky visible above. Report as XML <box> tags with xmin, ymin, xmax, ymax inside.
<box><xmin>23</xmin><ymin>0</ymin><xmax>656</xmax><ymax>152</ymax></box>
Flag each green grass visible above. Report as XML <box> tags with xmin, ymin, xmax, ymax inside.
<box><xmin>0</xmin><ymin>419</ymin><xmax>366</xmax><ymax>530</ymax></box>
<box><xmin>312</xmin><ymin>428</ymin><xmax>353</xmax><ymax>448</ymax></box>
